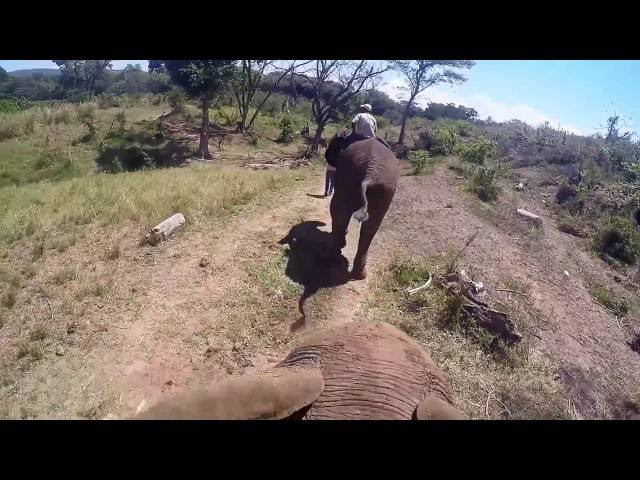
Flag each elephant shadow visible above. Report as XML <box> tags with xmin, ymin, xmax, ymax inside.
<box><xmin>278</xmin><ymin>221</ymin><xmax>351</xmax><ymax>331</ymax></box>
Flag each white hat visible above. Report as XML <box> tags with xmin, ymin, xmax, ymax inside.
<box><xmin>360</xmin><ymin>104</ymin><xmax>372</xmax><ymax>112</ymax></box>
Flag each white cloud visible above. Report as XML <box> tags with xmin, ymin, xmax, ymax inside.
<box><xmin>379</xmin><ymin>77</ymin><xmax>583</xmax><ymax>135</ymax></box>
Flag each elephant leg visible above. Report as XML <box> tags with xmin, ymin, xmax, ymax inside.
<box><xmin>351</xmin><ymin>188</ymin><xmax>394</xmax><ymax>280</ymax></box>
<box><xmin>329</xmin><ymin>192</ymin><xmax>354</xmax><ymax>252</ymax></box>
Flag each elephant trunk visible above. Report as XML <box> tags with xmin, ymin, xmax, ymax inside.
<box><xmin>353</xmin><ymin>179</ymin><xmax>370</xmax><ymax>223</ymax></box>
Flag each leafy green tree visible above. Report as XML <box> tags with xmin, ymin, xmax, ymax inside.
<box><xmin>52</xmin><ymin>60</ymin><xmax>112</xmax><ymax>99</ymax></box>
<box><xmin>390</xmin><ymin>60</ymin><xmax>475</xmax><ymax>144</ymax></box>
<box><xmin>150</xmin><ymin>60</ymin><xmax>236</xmax><ymax>159</ymax></box>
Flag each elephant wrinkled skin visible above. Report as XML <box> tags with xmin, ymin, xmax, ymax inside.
<box><xmin>134</xmin><ymin>322</ymin><xmax>462</xmax><ymax>420</ymax></box>
<box><xmin>324</xmin><ymin>132</ymin><xmax>401</xmax><ymax>280</ymax></box>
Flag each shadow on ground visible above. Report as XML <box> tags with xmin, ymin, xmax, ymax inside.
<box><xmin>278</xmin><ymin>220</ymin><xmax>350</xmax><ymax>332</ymax></box>
<box><xmin>96</xmin><ymin>130</ymin><xmax>191</xmax><ymax>173</ymax></box>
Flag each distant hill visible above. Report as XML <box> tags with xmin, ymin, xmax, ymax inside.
<box><xmin>9</xmin><ymin>68</ymin><xmax>61</xmax><ymax>78</ymax></box>
<box><xmin>9</xmin><ymin>68</ymin><xmax>127</xmax><ymax>78</ymax></box>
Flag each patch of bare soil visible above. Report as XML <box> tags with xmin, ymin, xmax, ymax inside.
<box><xmin>372</xmin><ymin>163</ymin><xmax>640</xmax><ymax>419</ymax></box>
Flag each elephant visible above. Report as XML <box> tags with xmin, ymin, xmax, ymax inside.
<box><xmin>133</xmin><ymin>321</ymin><xmax>463</xmax><ymax>420</ymax></box>
<box><xmin>324</xmin><ymin>131</ymin><xmax>400</xmax><ymax>280</ymax></box>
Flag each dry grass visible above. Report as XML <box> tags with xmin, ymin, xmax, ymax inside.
<box><xmin>53</xmin><ymin>264</ymin><xmax>81</xmax><ymax>285</ymax></box>
<box><xmin>0</xmin><ymin>165</ymin><xmax>306</xmax><ymax>245</ymax></box>
<box><xmin>364</xmin><ymin>255</ymin><xmax>571</xmax><ymax>419</ymax></box>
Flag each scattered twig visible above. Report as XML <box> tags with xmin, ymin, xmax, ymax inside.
<box><xmin>485</xmin><ymin>389</ymin><xmax>494</xmax><ymax>419</ymax></box>
<box><xmin>496</xmin><ymin>288</ymin><xmax>525</xmax><ymax>295</ymax></box>
<box><xmin>407</xmin><ymin>273</ymin><xmax>433</xmax><ymax>295</ymax></box>
<box><xmin>97</xmin><ymin>117</ymin><xmax>117</xmax><ymax>148</ymax></box>
<box><xmin>446</xmin><ymin>229</ymin><xmax>480</xmax><ymax>275</ymax></box>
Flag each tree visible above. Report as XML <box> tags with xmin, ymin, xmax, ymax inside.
<box><xmin>301</xmin><ymin>60</ymin><xmax>389</xmax><ymax>152</ymax></box>
<box><xmin>150</xmin><ymin>60</ymin><xmax>236</xmax><ymax>159</ymax></box>
<box><xmin>390</xmin><ymin>60</ymin><xmax>475</xmax><ymax>144</ymax></box>
<box><xmin>52</xmin><ymin>60</ymin><xmax>113</xmax><ymax>99</ymax></box>
<box><xmin>230</xmin><ymin>60</ymin><xmax>311</xmax><ymax>133</ymax></box>
<box><xmin>0</xmin><ymin>66</ymin><xmax>8</xmax><ymax>82</ymax></box>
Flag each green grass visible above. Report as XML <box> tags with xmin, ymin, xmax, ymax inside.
<box><xmin>588</xmin><ymin>281</ymin><xmax>630</xmax><ymax>317</ymax></box>
<box><xmin>0</xmin><ymin>165</ymin><xmax>307</xmax><ymax>245</ymax></box>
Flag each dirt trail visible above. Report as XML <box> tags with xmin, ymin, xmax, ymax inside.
<box><xmin>3</xmin><ymin>162</ymin><xmax>639</xmax><ymax>419</ymax></box>
<box><xmin>0</xmin><ymin>170</ymin><xmax>375</xmax><ymax>419</ymax></box>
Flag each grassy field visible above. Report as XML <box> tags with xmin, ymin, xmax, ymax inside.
<box><xmin>0</xmin><ymin>165</ymin><xmax>308</xmax><ymax>245</ymax></box>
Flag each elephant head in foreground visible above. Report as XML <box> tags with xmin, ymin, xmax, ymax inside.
<box><xmin>134</xmin><ymin>322</ymin><xmax>463</xmax><ymax>420</ymax></box>
<box><xmin>324</xmin><ymin>132</ymin><xmax>400</xmax><ymax>280</ymax></box>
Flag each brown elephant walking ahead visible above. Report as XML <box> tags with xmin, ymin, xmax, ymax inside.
<box><xmin>134</xmin><ymin>322</ymin><xmax>463</xmax><ymax>420</ymax></box>
<box><xmin>324</xmin><ymin>132</ymin><xmax>400</xmax><ymax>280</ymax></box>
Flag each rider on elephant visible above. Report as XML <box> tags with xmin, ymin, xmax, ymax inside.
<box><xmin>351</xmin><ymin>104</ymin><xmax>389</xmax><ymax>148</ymax></box>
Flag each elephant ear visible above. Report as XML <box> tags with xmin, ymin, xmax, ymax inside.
<box><xmin>135</xmin><ymin>367</ymin><xmax>324</xmax><ymax>420</ymax></box>
<box><xmin>414</xmin><ymin>395</ymin><xmax>464</xmax><ymax>420</ymax></box>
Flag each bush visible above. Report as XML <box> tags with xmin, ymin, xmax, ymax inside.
<box><xmin>458</xmin><ymin>137</ymin><xmax>497</xmax><ymax>165</ymax></box>
<box><xmin>0</xmin><ymin>99</ymin><xmax>26</xmax><ymax>114</ymax></box>
<box><xmin>589</xmin><ymin>282</ymin><xmax>630</xmax><ymax>317</ymax></box>
<box><xmin>76</xmin><ymin>103</ymin><xmax>97</xmax><ymax>140</ymax></box>
<box><xmin>217</xmin><ymin>107</ymin><xmax>239</xmax><ymax>128</ymax></box>
<box><xmin>277</xmin><ymin>116</ymin><xmax>295</xmax><ymax>144</ymax></box>
<box><xmin>97</xmin><ymin>93</ymin><xmax>121</xmax><ymax>109</ymax></box>
<box><xmin>594</xmin><ymin>217</ymin><xmax>640</xmax><ymax>265</ymax></box>
<box><xmin>22</xmin><ymin>112</ymin><xmax>35</xmax><ymax>135</ymax></box>
<box><xmin>167</xmin><ymin>88</ymin><xmax>186</xmax><ymax>113</ymax></box>
<box><xmin>31</xmin><ymin>148</ymin><xmax>81</xmax><ymax>183</ymax></box>
<box><xmin>471</xmin><ymin>166</ymin><xmax>498</xmax><ymax>201</ymax></box>
<box><xmin>115</xmin><ymin>110</ymin><xmax>126</xmax><ymax>133</ymax></box>
<box><xmin>407</xmin><ymin>149</ymin><xmax>432</xmax><ymax>175</ymax></box>
<box><xmin>0</xmin><ymin>114</ymin><xmax>24</xmax><ymax>141</ymax></box>
<box><xmin>54</xmin><ymin>106</ymin><xmax>72</xmax><ymax>125</ymax></box>
<box><xmin>418</xmin><ymin>126</ymin><xmax>458</xmax><ymax>155</ymax></box>
<box><xmin>376</xmin><ymin>116</ymin><xmax>390</xmax><ymax>130</ymax></box>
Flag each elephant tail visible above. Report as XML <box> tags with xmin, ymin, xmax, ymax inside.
<box><xmin>353</xmin><ymin>179</ymin><xmax>370</xmax><ymax>223</ymax></box>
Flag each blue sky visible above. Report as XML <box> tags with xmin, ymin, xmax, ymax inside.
<box><xmin>2</xmin><ymin>60</ymin><xmax>639</xmax><ymax>136</ymax></box>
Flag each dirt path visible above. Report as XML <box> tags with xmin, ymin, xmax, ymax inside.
<box><xmin>1</xmin><ymin>169</ymin><xmax>376</xmax><ymax>419</ymax></box>
<box><xmin>3</xmin><ymin>162</ymin><xmax>639</xmax><ymax>419</ymax></box>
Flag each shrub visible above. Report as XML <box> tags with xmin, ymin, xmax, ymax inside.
<box><xmin>594</xmin><ymin>217</ymin><xmax>640</xmax><ymax>265</ymax></box>
<box><xmin>418</xmin><ymin>126</ymin><xmax>458</xmax><ymax>155</ymax></box>
<box><xmin>376</xmin><ymin>116</ymin><xmax>390</xmax><ymax>130</ymax></box>
<box><xmin>0</xmin><ymin>114</ymin><xmax>24</xmax><ymax>141</ymax></box>
<box><xmin>97</xmin><ymin>93</ymin><xmax>121</xmax><ymax>109</ymax></box>
<box><xmin>115</xmin><ymin>110</ymin><xmax>126</xmax><ymax>133</ymax></box>
<box><xmin>249</xmin><ymin>130</ymin><xmax>263</xmax><ymax>147</ymax></box>
<box><xmin>458</xmin><ymin>137</ymin><xmax>497</xmax><ymax>165</ymax></box>
<box><xmin>31</xmin><ymin>148</ymin><xmax>81</xmax><ymax>183</ymax></box>
<box><xmin>23</xmin><ymin>112</ymin><xmax>35</xmax><ymax>135</ymax></box>
<box><xmin>451</xmin><ymin>120</ymin><xmax>473</xmax><ymax>137</ymax></box>
<box><xmin>277</xmin><ymin>116</ymin><xmax>295</xmax><ymax>144</ymax></box>
<box><xmin>471</xmin><ymin>166</ymin><xmax>498</xmax><ymax>201</ymax></box>
<box><xmin>76</xmin><ymin>103</ymin><xmax>97</xmax><ymax>140</ymax></box>
<box><xmin>167</xmin><ymin>88</ymin><xmax>186</xmax><ymax>113</ymax></box>
<box><xmin>218</xmin><ymin>107</ymin><xmax>239</xmax><ymax>128</ymax></box>
<box><xmin>53</xmin><ymin>106</ymin><xmax>72</xmax><ymax>125</ymax></box>
<box><xmin>407</xmin><ymin>149</ymin><xmax>432</xmax><ymax>175</ymax></box>
<box><xmin>589</xmin><ymin>282</ymin><xmax>630</xmax><ymax>317</ymax></box>
<box><xmin>0</xmin><ymin>99</ymin><xmax>22</xmax><ymax>114</ymax></box>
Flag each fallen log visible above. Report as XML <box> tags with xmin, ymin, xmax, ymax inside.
<box><xmin>516</xmin><ymin>208</ymin><xmax>542</xmax><ymax>224</ymax></box>
<box><xmin>144</xmin><ymin>213</ymin><xmax>186</xmax><ymax>246</ymax></box>
<box><xmin>444</xmin><ymin>272</ymin><xmax>523</xmax><ymax>344</ymax></box>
